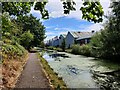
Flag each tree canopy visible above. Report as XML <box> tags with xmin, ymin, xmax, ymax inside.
<box><xmin>2</xmin><ymin>0</ymin><xmax>104</xmax><ymax>23</ymax></box>
<box><xmin>90</xmin><ymin>1</ymin><xmax>120</xmax><ymax>60</ymax></box>
<box><xmin>16</xmin><ymin>14</ymin><xmax>46</xmax><ymax>49</ymax></box>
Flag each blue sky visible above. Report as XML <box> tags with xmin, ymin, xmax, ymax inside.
<box><xmin>43</xmin><ymin>17</ymin><xmax>94</xmax><ymax>37</ymax></box>
<box><xmin>30</xmin><ymin>0</ymin><xmax>111</xmax><ymax>41</ymax></box>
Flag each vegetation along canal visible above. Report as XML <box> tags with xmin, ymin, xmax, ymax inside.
<box><xmin>40</xmin><ymin>50</ymin><xmax>120</xmax><ymax>89</ymax></box>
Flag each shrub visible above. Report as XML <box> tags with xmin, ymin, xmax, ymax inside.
<box><xmin>71</xmin><ymin>44</ymin><xmax>91</xmax><ymax>56</ymax></box>
<box><xmin>2</xmin><ymin>42</ymin><xmax>27</xmax><ymax>60</ymax></box>
<box><xmin>56</xmin><ymin>47</ymin><xmax>62</xmax><ymax>52</ymax></box>
<box><xmin>79</xmin><ymin>44</ymin><xmax>91</xmax><ymax>56</ymax></box>
<box><xmin>47</xmin><ymin>46</ymin><xmax>55</xmax><ymax>50</ymax></box>
<box><xmin>71</xmin><ymin>44</ymin><xmax>80</xmax><ymax>54</ymax></box>
<box><xmin>20</xmin><ymin>31</ymin><xmax>34</xmax><ymax>50</ymax></box>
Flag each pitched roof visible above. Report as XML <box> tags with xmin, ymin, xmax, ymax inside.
<box><xmin>69</xmin><ymin>31</ymin><xmax>94</xmax><ymax>39</ymax></box>
<box><xmin>60</xmin><ymin>34</ymin><xmax>66</xmax><ymax>38</ymax></box>
<box><xmin>62</xmin><ymin>34</ymin><xmax>67</xmax><ymax>37</ymax></box>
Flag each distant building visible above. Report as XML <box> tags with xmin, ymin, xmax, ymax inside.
<box><xmin>65</xmin><ymin>31</ymin><xmax>95</xmax><ymax>48</ymax></box>
<box><xmin>46</xmin><ymin>30</ymin><xmax>95</xmax><ymax>48</ymax></box>
<box><xmin>52</xmin><ymin>36</ymin><xmax>59</xmax><ymax>47</ymax></box>
<box><xmin>59</xmin><ymin>34</ymin><xmax>66</xmax><ymax>47</ymax></box>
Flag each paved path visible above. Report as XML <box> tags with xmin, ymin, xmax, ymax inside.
<box><xmin>15</xmin><ymin>53</ymin><xmax>50</xmax><ymax>88</ymax></box>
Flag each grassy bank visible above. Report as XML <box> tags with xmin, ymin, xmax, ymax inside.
<box><xmin>47</xmin><ymin>46</ymin><xmax>63</xmax><ymax>52</ymax></box>
<box><xmin>37</xmin><ymin>53</ymin><xmax>67</xmax><ymax>89</ymax></box>
<box><xmin>1</xmin><ymin>41</ymin><xmax>29</xmax><ymax>88</ymax></box>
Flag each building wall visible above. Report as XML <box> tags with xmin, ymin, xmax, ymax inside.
<box><xmin>66</xmin><ymin>32</ymin><xmax>75</xmax><ymax>48</ymax></box>
<box><xmin>53</xmin><ymin>39</ymin><xmax>59</xmax><ymax>47</ymax></box>
<box><xmin>76</xmin><ymin>38</ymin><xmax>91</xmax><ymax>45</ymax></box>
<box><xmin>59</xmin><ymin>35</ymin><xmax>64</xmax><ymax>47</ymax></box>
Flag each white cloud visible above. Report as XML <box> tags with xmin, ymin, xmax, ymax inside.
<box><xmin>45</xmin><ymin>32</ymin><xmax>55</xmax><ymax>36</ymax></box>
<box><xmin>30</xmin><ymin>0</ymin><xmax>111</xmax><ymax>22</ymax></box>
<box><xmin>59</xmin><ymin>31</ymin><xmax>68</xmax><ymax>35</ymax></box>
<box><xmin>44</xmin><ymin>0</ymin><xmax>111</xmax><ymax>21</ymax></box>
<box><xmin>46</xmin><ymin>26</ymin><xmax>54</xmax><ymax>29</ymax></box>
<box><xmin>45</xmin><ymin>0</ymin><xmax>64</xmax><ymax>18</ymax></box>
<box><xmin>49</xmin><ymin>11</ymin><xmax>65</xmax><ymax>18</ymax></box>
<box><xmin>81</xmin><ymin>23</ymin><xmax>104</xmax><ymax>32</ymax></box>
<box><xmin>54</xmin><ymin>27</ymin><xmax>59</xmax><ymax>30</ymax></box>
<box><xmin>44</xmin><ymin>35</ymin><xmax>55</xmax><ymax>41</ymax></box>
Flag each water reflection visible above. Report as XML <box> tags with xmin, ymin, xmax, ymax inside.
<box><xmin>42</xmin><ymin>51</ymin><xmax>70</xmax><ymax>62</ymax></box>
<box><xmin>49</xmin><ymin>53</ymin><xmax>70</xmax><ymax>58</ymax></box>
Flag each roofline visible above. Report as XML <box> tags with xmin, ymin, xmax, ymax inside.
<box><xmin>76</xmin><ymin>35</ymin><xmax>93</xmax><ymax>40</ymax></box>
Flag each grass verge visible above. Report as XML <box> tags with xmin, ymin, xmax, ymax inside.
<box><xmin>37</xmin><ymin>52</ymin><xmax>67</xmax><ymax>89</ymax></box>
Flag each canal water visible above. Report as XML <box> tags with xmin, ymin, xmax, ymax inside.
<box><xmin>41</xmin><ymin>50</ymin><xmax>120</xmax><ymax>88</ymax></box>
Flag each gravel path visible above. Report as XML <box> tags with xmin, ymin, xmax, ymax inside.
<box><xmin>15</xmin><ymin>53</ymin><xmax>50</xmax><ymax>88</ymax></box>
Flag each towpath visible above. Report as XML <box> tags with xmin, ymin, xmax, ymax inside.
<box><xmin>15</xmin><ymin>53</ymin><xmax>50</xmax><ymax>88</ymax></box>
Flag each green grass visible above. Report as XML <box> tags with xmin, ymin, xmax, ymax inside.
<box><xmin>37</xmin><ymin>53</ymin><xmax>67</xmax><ymax>89</ymax></box>
<box><xmin>94</xmin><ymin>59</ymin><xmax>120</xmax><ymax>70</ymax></box>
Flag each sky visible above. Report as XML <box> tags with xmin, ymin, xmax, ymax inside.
<box><xmin>30</xmin><ymin>0</ymin><xmax>111</xmax><ymax>42</ymax></box>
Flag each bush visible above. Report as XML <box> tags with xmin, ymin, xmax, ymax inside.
<box><xmin>71</xmin><ymin>44</ymin><xmax>80</xmax><ymax>54</ymax></box>
<box><xmin>79</xmin><ymin>44</ymin><xmax>91</xmax><ymax>56</ymax></box>
<box><xmin>47</xmin><ymin>46</ymin><xmax>55</xmax><ymax>50</ymax></box>
<box><xmin>2</xmin><ymin>42</ymin><xmax>27</xmax><ymax>60</ymax></box>
<box><xmin>56</xmin><ymin>47</ymin><xmax>62</xmax><ymax>52</ymax></box>
<box><xmin>20</xmin><ymin>31</ymin><xmax>34</xmax><ymax>50</ymax></box>
<box><xmin>71</xmin><ymin>44</ymin><xmax>91</xmax><ymax>56</ymax></box>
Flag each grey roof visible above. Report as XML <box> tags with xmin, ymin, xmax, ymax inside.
<box><xmin>62</xmin><ymin>34</ymin><xmax>67</xmax><ymax>37</ymax></box>
<box><xmin>60</xmin><ymin>34</ymin><xmax>66</xmax><ymax>38</ymax></box>
<box><xmin>69</xmin><ymin>31</ymin><xmax>94</xmax><ymax>40</ymax></box>
<box><xmin>76</xmin><ymin>35</ymin><xmax>92</xmax><ymax>40</ymax></box>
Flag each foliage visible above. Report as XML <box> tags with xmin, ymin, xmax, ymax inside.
<box><xmin>46</xmin><ymin>46</ymin><xmax>62</xmax><ymax>51</ymax></box>
<box><xmin>61</xmin><ymin>0</ymin><xmax>104</xmax><ymax>23</ymax></box>
<box><xmin>20</xmin><ymin>31</ymin><xmax>34</xmax><ymax>50</ymax></box>
<box><xmin>2</xmin><ymin>2</ymin><xmax>33</xmax><ymax>16</ymax></box>
<box><xmin>90</xmin><ymin>1</ymin><xmax>120</xmax><ymax>60</ymax></box>
<box><xmin>80</xmin><ymin>1</ymin><xmax>103</xmax><ymax>23</ymax></box>
<box><xmin>40</xmin><ymin>41</ymin><xmax>45</xmax><ymax>48</ymax></box>
<box><xmin>56</xmin><ymin>47</ymin><xmax>62</xmax><ymax>52</ymax></box>
<box><xmin>61</xmin><ymin>39</ymin><xmax>66</xmax><ymax>51</ymax></box>
<box><xmin>71</xmin><ymin>44</ymin><xmax>91</xmax><ymax>56</ymax></box>
<box><xmin>2</xmin><ymin>43</ymin><xmax>27</xmax><ymax>59</ymax></box>
<box><xmin>1</xmin><ymin>12</ymin><xmax>27</xmax><ymax>61</ymax></box>
<box><xmin>79</xmin><ymin>44</ymin><xmax>91</xmax><ymax>56</ymax></box>
<box><xmin>62</xmin><ymin>0</ymin><xmax>76</xmax><ymax>14</ymax></box>
<box><xmin>34</xmin><ymin>2</ymin><xmax>49</xmax><ymax>19</ymax></box>
<box><xmin>47</xmin><ymin>46</ymin><xmax>55</xmax><ymax>50</ymax></box>
<box><xmin>2</xmin><ymin>1</ymin><xmax>104</xmax><ymax>23</ymax></box>
<box><xmin>16</xmin><ymin>14</ymin><xmax>46</xmax><ymax>48</ymax></box>
<box><xmin>2</xmin><ymin>12</ymin><xmax>20</xmax><ymax>41</ymax></box>
<box><xmin>90</xmin><ymin>32</ymin><xmax>103</xmax><ymax>57</ymax></box>
<box><xmin>71</xmin><ymin>44</ymin><xmax>80</xmax><ymax>54</ymax></box>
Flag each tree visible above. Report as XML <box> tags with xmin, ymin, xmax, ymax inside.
<box><xmin>2</xmin><ymin>1</ymin><xmax>104</xmax><ymax>23</ymax></box>
<box><xmin>20</xmin><ymin>31</ymin><xmax>34</xmax><ymax>50</ymax></box>
<box><xmin>90</xmin><ymin>1</ymin><xmax>120</xmax><ymax>60</ymax></box>
<box><xmin>2</xmin><ymin>2</ymin><xmax>33</xmax><ymax>16</ymax></box>
<box><xmin>2</xmin><ymin>12</ymin><xmax>21</xmax><ymax>42</ymax></box>
<box><xmin>16</xmin><ymin>14</ymin><xmax>46</xmax><ymax>47</ymax></box>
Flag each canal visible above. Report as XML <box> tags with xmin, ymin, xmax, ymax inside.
<box><xmin>40</xmin><ymin>50</ymin><xmax>120</xmax><ymax>88</ymax></box>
